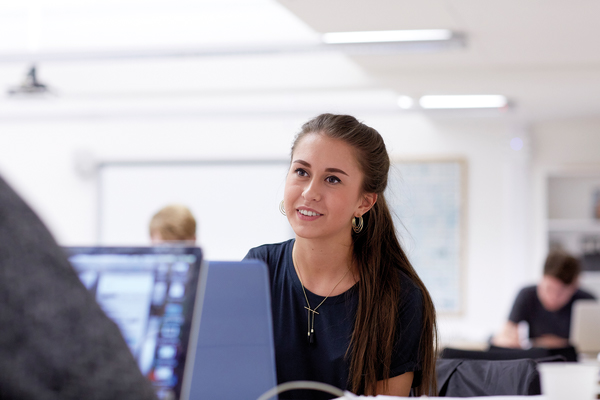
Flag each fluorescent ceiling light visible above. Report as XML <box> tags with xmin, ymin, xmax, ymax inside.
<box><xmin>322</xmin><ymin>29</ymin><xmax>453</xmax><ymax>44</ymax></box>
<box><xmin>419</xmin><ymin>95</ymin><xmax>508</xmax><ymax>109</ymax></box>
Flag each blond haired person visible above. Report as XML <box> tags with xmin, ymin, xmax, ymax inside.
<box><xmin>149</xmin><ymin>204</ymin><xmax>196</xmax><ymax>244</ymax></box>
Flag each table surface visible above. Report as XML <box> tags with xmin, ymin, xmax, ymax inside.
<box><xmin>338</xmin><ymin>395</ymin><xmax>546</xmax><ymax>399</ymax></box>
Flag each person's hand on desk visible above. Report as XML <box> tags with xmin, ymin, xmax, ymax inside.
<box><xmin>530</xmin><ymin>334</ymin><xmax>569</xmax><ymax>348</ymax></box>
<box><xmin>491</xmin><ymin>321</ymin><xmax>522</xmax><ymax>348</ymax></box>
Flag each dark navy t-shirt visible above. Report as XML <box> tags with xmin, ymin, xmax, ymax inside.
<box><xmin>508</xmin><ymin>285</ymin><xmax>596</xmax><ymax>339</ymax></box>
<box><xmin>244</xmin><ymin>239</ymin><xmax>423</xmax><ymax>399</ymax></box>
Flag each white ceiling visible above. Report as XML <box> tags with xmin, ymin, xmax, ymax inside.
<box><xmin>277</xmin><ymin>0</ymin><xmax>600</xmax><ymax>122</ymax></box>
<box><xmin>1</xmin><ymin>0</ymin><xmax>600</xmax><ymax>123</ymax></box>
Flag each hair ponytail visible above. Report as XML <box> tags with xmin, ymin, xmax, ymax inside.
<box><xmin>351</xmin><ymin>195</ymin><xmax>437</xmax><ymax>395</ymax></box>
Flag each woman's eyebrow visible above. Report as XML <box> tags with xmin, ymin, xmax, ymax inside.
<box><xmin>292</xmin><ymin>159</ymin><xmax>310</xmax><ymax>168</ymax></box>
<box><xmin>325</xmin><ymin>167</ymin><xmax>348</xmax><ymax>176</ymax></box>
<box><xmin>292</xmin><ymin>160</ymin><xmax>348</xmax><ymax>176</ymax></box>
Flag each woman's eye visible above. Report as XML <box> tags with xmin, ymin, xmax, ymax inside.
<box><xmin>295</xmin><ymin>168</ymin><xmax>308</xmax><ymax>177</ymax></box>
<box><xmin>326</xmin><ymin>175</ymin><xmax>341</xmax><ymax>184</ymax></box>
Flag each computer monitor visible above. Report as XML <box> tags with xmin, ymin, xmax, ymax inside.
<box><xmin>65</xmin><ymin>246</ymin><xmax>206</xmax><ymax>400</ymax></box>
<box><xmin>65</xmin><ymin>247</ymin><xmax>278</xmax><ymax>400</ymax></box>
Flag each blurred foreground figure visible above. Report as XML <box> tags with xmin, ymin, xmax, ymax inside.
<box><xmin>149</xmin><ymin>204</ymin><xmax>196</xmax><ymax>244</ymax></box>
<box><xmin>0</xmin><ymin>176</ymin><xmax>157</xmax><ymax>400</ymax></box>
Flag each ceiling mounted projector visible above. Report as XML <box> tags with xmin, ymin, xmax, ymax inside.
<box><xmin>7</xmin><ymin>65</ymin><xmax>53</xmax><ymax>97</ymax></box>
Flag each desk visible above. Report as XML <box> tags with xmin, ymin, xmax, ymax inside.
<box><xmin>342</xmin><ymin>396</ymin><xmax>546</xmax><ymax>399</ymax></box>
<box><xmin>427</xmin><ymin>397</ymin><xmax>544</xmax><ymax>400</ymax></box>
<box><xmin>422</xmin><ymin>397</ymin><xmax>545</xmax><ymax>399</ymax></box>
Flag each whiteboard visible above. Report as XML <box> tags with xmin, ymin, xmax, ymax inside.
<box><xmin>99</xmin><ymin>158</ymin><xmax>466</xmax><ymax>313</ymax></box>
<box><xmin>98</xmin><ymin>161</ymin><xmax>294</xmax><ymax>261</ymax></box>
<box><xmin>387</xmin><ymin>160</ymin><xmax>466</xmax><ymax>314</ymax></box>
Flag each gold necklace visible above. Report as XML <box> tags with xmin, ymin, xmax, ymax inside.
<box><xmin>292</xmin><ymin>245</ymin><xmax>351</xmax><ymax>344</ymax></box>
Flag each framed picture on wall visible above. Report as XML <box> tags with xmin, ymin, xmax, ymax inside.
<box><xmin>387</xmin><ymin>159</ymin><xmax>467</xmax><ymax>315</ymax></box>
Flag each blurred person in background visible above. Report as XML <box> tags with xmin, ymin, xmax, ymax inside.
<box><xmin>493</xmin><ymin>250</ymin><xmax>596</xmax><ymax>349</ymax></box>
<box><xmin>149</xmin><ymin>204</ymin><xmax>196</xmax><ymax>245</ymax></box>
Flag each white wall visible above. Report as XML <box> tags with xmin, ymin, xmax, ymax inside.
<box><xmin>531</xmin><ymin>118</ymin><xmax>600</xmax><ymax>272</ymax></box>
<box><xmin>0</xmin><ymin>105</ymin><xmax>539</xmax><ymax>345</ymax></box>
<box><xmin>373</xmin><ymin>115</ymin><xmax>534</xmax><ymax>343</ymax></box>
<box><xmin>0</xmin><ymin>115</ymin><xmax>299</xmax><ymax>243</ymax></box>
<box><xmin>530</xmin><ymin>118</ymin><xmax>600</xmax><ymax>300</ymax></box>
<box><xmin>6</xmin><ymin>78</ymin><xmax>597</xmax><ymax>347</ymax></box>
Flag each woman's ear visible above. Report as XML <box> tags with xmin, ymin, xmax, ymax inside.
<box><xmin>356</xmin><ymin>193</ymin><xmax>377</xmax><ymax>216</ymax></box>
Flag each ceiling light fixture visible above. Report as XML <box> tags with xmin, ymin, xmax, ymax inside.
<box><xmin>419</xmin><ymin>95</ymin><xmax>508</xmax><ymax>109</ymax></box>
<box><xmin>0</xmin><ymin>31</ymin><xmax>464</xmax><ymax>63</ymax></box>
<box><xmin>397</xmin><ymin>96</ymin><xmax>415</xmax><ymax>110</ymax></box>
<box><xmin>322</xmin><ymin>29</ymin><xmax>454</xmax><ymax>44</ymax></box>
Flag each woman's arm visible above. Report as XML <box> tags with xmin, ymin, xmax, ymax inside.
<box><xmin>376</xmin><ymin>371</ymin><xmax>414</xmax><ymax>397</ymax></box>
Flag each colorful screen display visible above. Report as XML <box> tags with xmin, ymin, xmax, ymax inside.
<box><xmin>66</xmin><ymin>247</ymin><xmax>202</xmax><ymax>400</ymax></box>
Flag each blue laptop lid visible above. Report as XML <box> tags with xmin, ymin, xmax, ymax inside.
<box><xmin>185</xmin><ymin>260</ymin><xmax>277</xmax><ymax>400</ymax></box>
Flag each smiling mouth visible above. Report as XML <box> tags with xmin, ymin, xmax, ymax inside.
<box><xmin>298</xmin><ymin>209</ymin><xmax>322</xmax><ymax>217</ymax></box>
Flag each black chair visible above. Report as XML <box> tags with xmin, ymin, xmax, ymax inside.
<box><xmin>440</xmin><ymin>345</ymin><xmax>577</xmax><ymax>362</ymax></box>
<box><xmin>437</xmin><ymin>358</ymin><xmax>541</xmax><ymax>397</ymax></box>
<box><xmin>488</xmin><ymin>344</ymin><xmax>578</xmax><ymax>362</ymax></box>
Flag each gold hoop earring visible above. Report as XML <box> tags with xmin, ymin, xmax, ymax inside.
<box><xmin>279</xmin><ymin>200</ymin><xmax>286</xmax><ymax>216</ymax></box>
<box><xmin>352</xmin><ymin>216</ymin><xmax>363</xmax><ymax>233</ymax></box>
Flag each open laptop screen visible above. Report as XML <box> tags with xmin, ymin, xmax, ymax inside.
<box><xmin>65</xmin><ymin>246</ymin><xmax>203</xmax><ymax>400</ymax></box>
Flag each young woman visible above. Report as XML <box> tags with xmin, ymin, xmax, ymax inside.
<box><xmin>244</xmin><ymin>114</ymin><xmax>437</xmax><ymax>398</ymax></box>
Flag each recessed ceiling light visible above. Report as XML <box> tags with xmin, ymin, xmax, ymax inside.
<box><xmin>419</xmin><ymin>95</ymin><xmax>508</xmax><ymax>109</ymax></box>
<box><xmin>322</xmin><ymin>29</ymin><xmax>453</xmax><ymax>44</ymax></box>
<box><xmin>510</xmin><ymin>137</ymin><xmax>524</xmax><ymax>151</ymax></box>
<box><xmin>397</xmin><ymin>96</ymin><xmax>415</xmax><ymax>110</ymax></box>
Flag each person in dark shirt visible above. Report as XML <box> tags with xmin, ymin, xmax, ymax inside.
<box><xmin>493</xmin><ymin>250</ymin><xmax>596</xmax><ymax>349</ymax></box>
<box><xmin>245</xmin><ymin>240</ymin><xmax>424</xmax><ymax>399</ymax></box>
<box><xmin>244</xmin><ymin>114</ymin><xmax>437</xmax><ymax>398</ymax></box>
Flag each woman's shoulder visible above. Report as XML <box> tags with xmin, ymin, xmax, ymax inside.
<box><xmin>396</xmin><ymin>268</ymin><xmax>423</xmax><ymax>304</ymax></box>
<box><xmin>243</xmin><ymin>239</ymin><xmax>294</xmax><ymax>262</ymax></box>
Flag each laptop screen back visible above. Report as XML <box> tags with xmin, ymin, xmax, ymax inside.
<box><xmin>186</xmin><ymin>260</ymin><xmax>277</xmax><ymax>399</ymax></box>
<box><xmin>65</xmin><ymin>246</ymin><xmax>204</xmax><ymax>400</ymax></box>
<box><xmin>570</xmin><ymin>299</ymin><xmax>600</xmax><ymax>355</ymax></box>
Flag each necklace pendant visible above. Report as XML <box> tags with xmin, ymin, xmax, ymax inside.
<box><xmin>308</xmin><ymin>329</ymin><xmax>315</xmax><ymax>344</ymax></box>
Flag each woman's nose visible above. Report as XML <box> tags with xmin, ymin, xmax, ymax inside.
<box><xmin>302</xmin><ymin>179</ymin><xmax>321</xmax><ymax>201</ymax></box>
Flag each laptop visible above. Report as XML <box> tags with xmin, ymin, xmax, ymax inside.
<box><xmin>570</xmin><ymin>299</ymin><xmax>600</xmax><ymax>357</ymax></box>
<box><xmin>65</xmin><ymin>247</ymin><xmax>277</xmax><ymax>400</ymax></box>
<box><xmin>186</xmin><ymin>260</ymin><xmax>278</xmax><ymax>399</ymax></box>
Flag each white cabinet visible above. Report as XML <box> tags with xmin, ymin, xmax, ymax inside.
<box><xmin>547</xmin><ymin>174</ymin><xmax>600</xmax><ymax>297</ymax></box>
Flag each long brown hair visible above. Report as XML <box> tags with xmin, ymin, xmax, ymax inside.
<box><xmin>292</xmin><ymin>114</ymin><xmax>438</xmax><ymax>396</ymax></box>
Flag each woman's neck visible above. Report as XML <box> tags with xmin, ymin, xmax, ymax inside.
<box><xmin>293</xmin><ymin>236</ymin><xmax>357</xmax><ymax>296</ymax></box>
